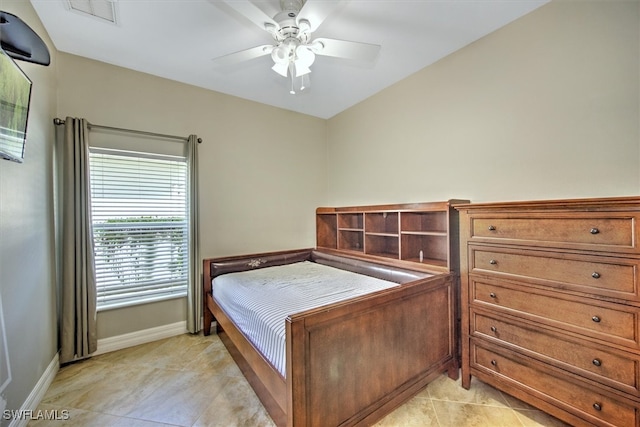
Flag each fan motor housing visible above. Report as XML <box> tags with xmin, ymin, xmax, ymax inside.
<box><xmin>280</xmin><ymin>0</ymin><xmax>304</xmax><ymax>14</ymax></box>
<box><xmin>273</xmin><ymin>11</ymin><xmax>308</xmax><ymax>42</ymax></box>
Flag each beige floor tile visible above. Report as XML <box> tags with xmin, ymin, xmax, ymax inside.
<box><xmin>43</xmin><ymin>362</ymin><xmax>165</xmax><ymax>416</ymax></box>
<box><xmin>95</xmin><ymin>334</ymin><xmax>215</xmax><ymax>372</ymax></box>
<box><xmin>193</xmin><ymin>376</ymin><xmax>275</xmax><ymax>427</ymax></box>
<box><xmin>125</xmin><ymin>369</ymin><xmax>230</xmax><ymax>426</ymax></box>
<box><xmin>501</xmin><ymin>393</ymin><xmax>571</xmax><ymax>427</ymax></box>
<box><xmin>431</xmin><ymin>400</ymin><xmax>525</xmax><ymax>427</ymax></box>
<box><xmin>39</xmin><ymin>360</ymin><xmax>114</xmax><ymax>406</ymax></box>
<box><xmin>427</xmin><ymin>374</ymin><xmax>510</xmax><ymax>408</ymax></box>
<box><xmin>514</xmin><ymin>409</ymin><xmax>573</xmax><ymax>427</ymax></box>
<box><xmin>93</xmin><ymin>339</ymin><xmax>168</xmax><ymax>366</ymax></box>
<box><xmin>373</xmin><ymin>396</ymin><xmax>440</xmax><ymax>426</ymax></box>
<box><xmin>32</xmin><ymin>333</ymin><xmax>571</xmax><ymax>427</ymax></box>
<box><xmin>182</xmin><ymin>338</ymin><xmax>244</xmax><ymax>377</ymax></box>
<box><xmin>28</xmin><ymin>404</ymin><xmax>174</xmax><ymax>427</ymax></box>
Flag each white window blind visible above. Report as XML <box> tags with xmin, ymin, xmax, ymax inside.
<box><xmin>89</xmin><ymin>148</ymin><xmax>188</xmax><ymax>310</ymax></box>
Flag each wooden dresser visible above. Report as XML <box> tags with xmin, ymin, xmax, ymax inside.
<box><xmin>456</xmin><ymin>197</ymin><xmax>640</xmax><ymax>427</ymax></box>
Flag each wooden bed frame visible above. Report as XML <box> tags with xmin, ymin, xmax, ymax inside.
<box><xmin>203</xmin><ymin>248</ymin><xmax>459</xmax><ymax>427</ymax></box>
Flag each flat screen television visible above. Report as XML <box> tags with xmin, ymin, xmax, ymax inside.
<box><xmin>0</xmin><ymin>47</ymin><xmax>32</xmax><ymax>163</ymax></box>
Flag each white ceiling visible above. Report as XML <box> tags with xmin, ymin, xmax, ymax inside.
<box><xmin>30</xmin><ymin>0</ymin><xmax>548</xmax><ymax>119</ymax></box>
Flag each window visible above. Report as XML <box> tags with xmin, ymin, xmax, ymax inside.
<box><xmin>89</xmin><ymin>148</ymin><xmax>189</xmax><ymax>310</ymax></box>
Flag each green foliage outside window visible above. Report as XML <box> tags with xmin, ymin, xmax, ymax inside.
<box><xmin>93</xmin><ymin>216</ymin><xmax>187</xmax><ymax>284</ymax></box>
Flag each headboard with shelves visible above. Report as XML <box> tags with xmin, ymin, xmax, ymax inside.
<box><xmin>316</xmin><ymin>200</ymin><xmax>469</xmax><ymax>273</ymax></box>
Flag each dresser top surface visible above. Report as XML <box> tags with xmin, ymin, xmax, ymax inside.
<box><xmin>455</xmin><ymin>196</ymin><xmax>640</xmax><ymax>212</ymax></box>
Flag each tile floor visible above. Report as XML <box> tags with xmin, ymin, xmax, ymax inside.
<box><xmin>32</xmin><ymin>333</ymin><xmax>570</xmax><ymax>427</ymax></box>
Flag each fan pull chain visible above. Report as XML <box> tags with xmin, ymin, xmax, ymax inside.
<box><xmin>289</xmin><ymin>62</ymin><xmax>296</xmax><ymax>94</ymax></box>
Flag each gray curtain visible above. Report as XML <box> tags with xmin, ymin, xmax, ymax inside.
<box><xmin>59</xmin><ymin>117</ymin><xmax>98</xmax><ymax>363</ymax></box>
<box><xmin>186</xmin><ymin>135</ymin><xmax>201</xmax><ymax>333</ymax></box>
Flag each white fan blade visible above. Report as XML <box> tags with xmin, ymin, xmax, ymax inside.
<box><xmin>223</xmin><ymin>0</ymin><xmax>279</xmax><ymax>32</ymax></box>
<box><xmin>212</xmin><ymin>44</ymin><xmax>273</xmax><ymax>68</ymax></box>
<box><xmin>312</xmin><ymin>38</ymin><xmax>380</xmax><ymax>62</ymax></box>
<box><xmin>297</xmin><ymin>0</ymin><xmax>342</xmax><ymax>32</ymax></box>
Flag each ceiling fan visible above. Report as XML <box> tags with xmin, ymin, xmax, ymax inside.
<box><xmin>213</xmin><ymin>0</ymin><xmax>381</xmax><ymax>94</ymax></box>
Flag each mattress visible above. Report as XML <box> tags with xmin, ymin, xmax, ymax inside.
<box><xmin>212</xmin><ymin>261</ymin><xmax>399</xmax><ymax>377</ymax></box>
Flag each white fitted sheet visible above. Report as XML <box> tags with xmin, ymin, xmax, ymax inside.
<box><xmin>212</xmin><ymin>261</ymin><xmax>399</xmax><ymax>377</ymax></box>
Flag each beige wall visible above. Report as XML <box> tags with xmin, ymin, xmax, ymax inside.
<box><xmin>326</xmin><ymin>0</ymin><xmax>639</xmax><ymax>206</ymax></box>
<box><xmin>56</xmin><ymin>53</ymin><xmax>327</xmax><ymax>337</ymax></box>
<box><xmin>0</xmin><ymin>1</ymin><xmax>58</xmax><ymax>422</ymax></box>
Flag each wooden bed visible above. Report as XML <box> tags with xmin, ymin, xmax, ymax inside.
<box><xmin>203</xmin><ymin>248</ymin><xmax>459</xmax><ymax>427</ymax></box>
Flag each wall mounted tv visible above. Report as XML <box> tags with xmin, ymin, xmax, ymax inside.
<box><xmin>0</xmin><ymin>47</ymin><xmax>32</xmax><ymax>163</ymax></box>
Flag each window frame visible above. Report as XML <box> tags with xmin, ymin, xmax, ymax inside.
<box><xmin>89</xmin><ymin>147</ymin><xmax>190</xmax><ymax>311</ymax></box>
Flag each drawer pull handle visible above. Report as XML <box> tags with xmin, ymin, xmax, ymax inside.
<box><xmin>490</xmin><ymin>326</ymin><xmax>497</xmax><ymax>333</ymax></box>
<box><xmin>592</xmin><ymin>358</ymin><xmax>602</xmax><ymax>367</ymax></box>
<box><xmin>489</xmin><ymin>259</ymin><xmax>497</xmax><ymax>265</ymax></box>
<box><xmin>488</xmin><ymin>225</ymin><xmax>496</xmax><ymax>231</ymax></box>
<box><xmin>593</xmin><ymin>403</ymin><xmax>602</xmax><ymax>411</ymax></box>
<box><xmin>490</xmin><ymin>360</ymin><xmax>497</xmax><ymax>366</ymax></box>
<box><xmin>591</xmin><ymin>272</ymin><xmax>601</xmax><ymax>279</ymax></box>
<box><xmin>489</xmin><ymin>292</ymin><xmax>497</xmax><ymax>299</ymax></box>
<box><xmin>590</xmin><ymin>227</ymin><xmax>600</xmax><ymax>235</ymax></box>
<box><xmin>592</xmin><ymin>315</ymin><xmax>601</xmax><ymax>323</ymax></box>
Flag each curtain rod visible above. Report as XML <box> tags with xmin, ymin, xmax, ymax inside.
<box><xmin>53</xmin><ymin>118</ymin><xmax>202</xmax><ymax>143</ymax></box>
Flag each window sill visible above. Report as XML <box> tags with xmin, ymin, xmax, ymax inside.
<box><xmin>97</xmin><ymin>291</ymin><xmax>187</xmax><ymax>312</ymax></box>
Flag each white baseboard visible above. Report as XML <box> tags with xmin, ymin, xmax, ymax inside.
<box><xmin>94</xmin><ymin>321</ymin><xmax>188</xmax><ymax>356</ymax></box>
<box><xmin>8</xmin><ymin>353</ymin><xmax>59</xmax><ymax>427</ymax></box>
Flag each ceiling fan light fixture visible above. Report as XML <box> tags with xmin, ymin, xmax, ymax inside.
<box><xmin>271</xmin><ymin>44</ymin><xmax>289</xmax><ymax>64</ymax></box>
<box><xmin>295</xmin><ymin>45</ymin><xmax>315</xmax><ymax>64</ymax></box>
<box><xmin>214</xmin><ymin>0</ymin><xmax>382</xmax><ymax>97</ymax></box>
<box><xmin>293</xmin><ymin>45</ymin><xmax>314</xmax><ymax>77</ymax></box>
<box><xmin>272</xmin><ymin>61</ymin><xmax>289</xmax><ymax>77</ymax></box>
<box><xmin>294</xmin><ymin>63</ymin><xmax>311</xmax><ymax>77</ymax></box>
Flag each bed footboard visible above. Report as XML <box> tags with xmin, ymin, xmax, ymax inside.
<box><xmin>286</xmin><ymin>273</ymin><xmax>458</xmax><ymax>426</ymax></box>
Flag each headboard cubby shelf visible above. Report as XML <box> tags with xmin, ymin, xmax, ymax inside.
<box><xmin>316</xmin><ymin>199</ymin><xmax>469</xmax><ymax>273</ymax></box>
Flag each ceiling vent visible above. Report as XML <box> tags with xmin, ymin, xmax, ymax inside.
<box><xmin>64</xmin><ymin>0</ymin><xmax>118</xmax><ymax>25</ymax></box>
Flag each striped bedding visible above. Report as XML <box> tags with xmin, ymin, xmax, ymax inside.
<box><xmin>212</xmin><ymin>261</ymin><xmax>399</xmax><ymax>377</ymax></box>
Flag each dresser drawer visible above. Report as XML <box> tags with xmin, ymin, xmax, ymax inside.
<box><xmin>469</xmin><ymin>245</ymin><xmax>640</xmax><ymax>302</ymax></box>
<box><xmin>468</xmin><ymin>214</ymin><xmax>638</xmax><ymax>253</ymax></box>
<box><xmin>471</xmin><ymin>309</ymin><xmax>640</xmax><ymax>396</ymax></box>
<box><xmin>470</xmin><ymin>278</ymin><xmax>640</xmax><ymax>348</ymax></box>
<box><xmin>470</xmin><ymin>341</ymin><xmax>639</xmax><ymax>427</ymax></box>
